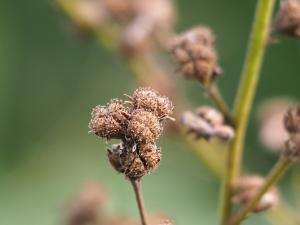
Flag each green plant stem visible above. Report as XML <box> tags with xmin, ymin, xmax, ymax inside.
<box><xmin>206</xmin><ymin>83</ymin><xmax>234</xmax><ymax>126</ymax></box>
<box><xmin>229</xmin><ymin>158</ymin><xmax>292</xmax><ymax>225</ymax></box>
<box><xmin>131</xmin><ymin>180</ymin><xmax>149</xmax><ymax>225</ymax></box>
<box><xmin>220</xmin><ymin>0</ymin><xmax>276</xmax><ymax>224</ymax></box>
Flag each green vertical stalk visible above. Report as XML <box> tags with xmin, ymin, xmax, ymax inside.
<box><xmin>220</xmin><ymin>0</ymin><xmax>276</xmax><ymax>224</ymax></box>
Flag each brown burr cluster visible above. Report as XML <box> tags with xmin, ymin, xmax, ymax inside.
<box><xmin>283</xmin><ymin>105</ymin><xmax>300</xmax><ymax>161</ymax></box>
<box><xmin>232</xmin><ymin>176</ymin><xmax>279</xmax><ymax>213</ymax></box>
<box><xmin>272</xmin><ymin>0</ymin><xmax>300</xmax><ymax>38</ymax></box>
<box><xmin>89</xmin><ymin>87</ymin><xmax>174</xmax><ymax>180</ymax></box>
<box><xmin>170</xmin><ymin>26</ymin><xmax>222</xmax><ymax>85</ymax></box>
<box><xmin>181</xmin><ymin>106</ymin><xmax>234</xmax><ymax>141</ymax></box>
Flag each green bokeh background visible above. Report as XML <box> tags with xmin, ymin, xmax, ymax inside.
<box><xmin>0</xmin><ymin>0</ymin><xmax>300</xmax><ymax>225</ymax></box>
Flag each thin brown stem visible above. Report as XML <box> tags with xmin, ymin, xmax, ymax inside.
<box><xmin>131</xmin><ymin>179</ymin><xmax>149</xmax><ymax>225</ymax></box>
<box><xmin>206</xmin><ymin>83</ymin><xmax>234</xmax><ymax>126</ymax></box>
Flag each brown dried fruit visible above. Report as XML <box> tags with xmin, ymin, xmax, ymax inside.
<box><xmin>131</xmin><ymin>87</ymin><xmax>174</xmax><ymax>118</ymax></box>
<box><xmin>139</xmin><ymin>143</ymin><xmax>161</xmax><ymax>171</ymax></box>
<box><xmin>127</xmin><ymin>110</ymin><xmax>162</xmax><ymax>143</ymax></box>
<box><xmin>284</xmin><ymin>105</ymin><xmax>300</xmax><ymax>133</ymax></box>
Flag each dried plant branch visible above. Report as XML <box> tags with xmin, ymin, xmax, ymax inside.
<box><xmin>220</xmin><ymin>0</ymin><xmax>276</xmax><ymax>223</ymax></box>
<box><xmin>131</xmin><ymin>180</ymin><xmax>149</xmax><ymax>225</ymax></box>
<box><xmin>229</xmin><ymin>158</ymin><xmax>292</xmax><ymax>225</ymax></box>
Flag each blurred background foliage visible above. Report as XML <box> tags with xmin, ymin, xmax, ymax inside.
<box><xmin>0</xmin><ymin>0</ymin><xmax>300</xmax><ymax>225</ymax></box>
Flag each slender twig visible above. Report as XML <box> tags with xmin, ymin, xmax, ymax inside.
<box><xmin>131</xmin><ymin>179</ymin><xmax>149</xmax><ymax>225</ymax></box>
<box><xmin>205</xmin><ymin>83</ymin><xmax>234</xmax><ymax>126</ymax></box>
<box><xmin>229</xmin><ymin>158</ymin><xmax>292</xmax><ymax>225</ymax></box>
<box><xmin>220</xmin><ymin>0</ymin><xmax>276</xmax><ymax>223</ymax></box>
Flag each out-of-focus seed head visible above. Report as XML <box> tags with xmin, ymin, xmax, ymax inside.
<box><xmin>73</xmin><ymin>0</ymin><xmax>107</xmax><ymax>30</ymax></box>
<box><xmin>65</xmin><ymin>182</ymin><xmax>107</xmax><ymax>225</ymax></box>
<box><xmin>273</xmin><ymin>0</ymin><xmax>300</xmax><ymax>38</ymax></box>
<box><xmin>171</xmin><ymin>26</ymin><xmax>220</xmax><ymax>84</ymax></box>
<box><xmin>139</xmin><ymin>143</ymin><xmax>161</xmax><ymax>171</ymax></box>
<box><xmin>195</xmin><ymin>106</ymin><xmax>224</xmax><ymax>127</ymax></box>
<box><xmin>131</xmin><ymin>87</ymin><xmax>174</xmax><ymax>119</ymax></box>
<box><xmin>121</xmin><ymin>0</ymin><xmax>176</xmax><ymax>55</ymax></box>
<box><xmin>214</xmin><ymin>125</ymin><xmax>235</xmax><ymax>141</ymax></box>
<box><xmin>283</xmin><ymin>133</ymin><xmax>300</xmax><ymax>161</ymax></box>
<box><xmin>127</xmin><ymin>109</ymin><xmax>162</xmax><ymax>143</ymax></box>
<box><xmin>233</xmin><ymin>176</ymin><xmax>278</xmax><ymax>213</ymax></box>
<box><xmin>181</xmin><ymin>111</ymin><xmax>215</xmax><ymax>140</ymax></box>
<box><xmin>102</xmin><ymin>0</ymin><xmax>135</xmax><ymax>22</ymax></box>
<box><xmin>284</xmin><ymin>105</ymin><xmax>300</xmax><ymax>133</ymax></box>
<box><xmin>258</xmin><ymin>99</ymin><xmax>291</xmax><ymax>152</ymax></box>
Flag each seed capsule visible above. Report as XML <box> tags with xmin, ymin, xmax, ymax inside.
<box><xmin>127</xmin><ymin>109</ymin><xmax>162</xmax><ymax>143</ymax></box>
<box><xmin>284</xmin><ymin>105</ymin><xmax>300</xmax><ymax>133</ymax></box>
<box><xmin>138</xmin><ymin>143</ymin><xmax>161</xmax><ymax>171</ymax></box>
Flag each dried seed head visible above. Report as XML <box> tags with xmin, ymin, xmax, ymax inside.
<box><xmin>273</xmin><ymin>0</ymin><xmax>300</xmax><ymax>38</ymax></box>
<box><xmin>107</xmin><ymin>99</ymin><xmax>130</xmax><ymax>125</ymax></box>
<box><xmin>127</xmin><ymin>109</ymin><xmax>162</xmax><ymax>143</ymax></box>
<box><xmin>258</xmin><ymin>99</ymin><xmax>291</xmax><ymax>152</ymax></box>
<box><xmin>131</xmin><ymin>87</ymin><xmax>174</xmax><ymax>119</ymax></box>
<box><xmin>123</xmin><ymin>153</ymin><xmax>147</xmax><ymax>180</ymax></box>
<box><xmin>284</xmin><ymin>105</ymin><xmax>300</xmax><ymax>133</ymax></box>
<box><xmin>214</xmin><ymin>125</ymin><xmax>235</xmax><ymax>141</ymax></box>
<box><xmin>233</xmin><ymin>176</ymin><xmax>278</xmax><ymax>213</ymax></box>
<box><xmin>283</xmin><ymin>133</ymin><xmax>300</xmax><ymax>161</ymax></box>
<box><xmin>138</xmin><ymin>143</ymin><xmax>161</xmax><ymax>171</ymax></box>
<box><xmin>171</xmin><ymin>26</ymin><xmax>221</xmax><ymax>84</ymax></box>
<box><xmin>65</xmin><ymin>182</ymin><xmax>106</xmax><ymax>225</ymax></box>
<box><xmin>89</xmin><ymin>105</ymin><xmax>124</xmax><ymax>139</ymax></box>
<box><xmin>195</xmin><ymin>106</ymin><xmax>224</xmax><ymax>127</ymax></box>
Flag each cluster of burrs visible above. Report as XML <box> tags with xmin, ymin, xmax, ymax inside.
<box><xmin>181</xmin><ymin>106</ymin><xmax>234</xmax><ymax>141</ymax></box>
<box><xmin>232</xmin><ymin>176</ymin><xmax>279</xmax><ymax>213</ymax></box>
<box><xmin>170</xmin><ymin>26</ymin><xmax>222</xmax><ymax>85</ymax></box>
<box><xmin>89</xmin><ymin>87</ymin><xmax>174</xmax><ymax>180</ymax></box>
<box><xmin>283</xmin><ymin>105</ymin><xmax>300</xmax><ymax>161</ymax></box>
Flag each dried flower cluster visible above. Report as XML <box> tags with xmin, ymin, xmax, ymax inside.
<box><xmin>283</xmin><ymin>105</ymin><xmax>300</xmax><ymax>161</ymax></box>
<box><xmin>273</xmin><ymin>0</ymin><xmax>300</xmax><ymax>38</ymax></box>
<box><xmin>170</xmin><ymin>26</ymin><xmax>222</xmax><ymax>85</ymax></box>
<box><xmin>89</xmin><ymin>87</ymin><xmax>173</xmax><ymax>180</ymax></box>
<box><xmin>181</xmin><ymin>106</ymin><xmax>234</xmax><ymax>141</ymax></box>
<box><xmin>70</xmin><ymin>0</ymin><xmax>176</xmax><ymax>53</ymax></box>
<box><xmin>233</xmin><ymin>176</ymin><xmax>279</xmax><ymax>213</ymax></box>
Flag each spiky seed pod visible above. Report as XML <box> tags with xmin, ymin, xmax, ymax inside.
<box><xmin>89</xmin><ymin>100</ymin><xmax>129</xmax><ymax>139</ymax></box>
<box><xmin>233</xmin><ymin>176</ymin><xmax>278</xmax><ymax>213</ymax></box>
<box><xmin>214</xmin><ymin>125</ymin><xmax>235</xmax><ymax>141</ymax></box>
<box><xmin>127</xmin><ymin>109</ymin><xmax>162</xmax><ymax>143</ymax></box>
<box><xmin>195</xmin><ymin>106</ymin><xmax>224</xmax><ymax>127</ymax></box>
<box><xmin>284</xmin><ymin>105</ymin><xmax>300</xmax><ymax>133</ymax></box>
<box><xmin>107</xmin><ymin>99</ymin><xmax>130</xmax><ymax>125</ymax></box>
<box><xmin>171</xmin><ymin>26</ymin><xmax>221</xmax><ymax>84</ymax></box>
<box><xmin>124</xmin><ymin>154</ymin><xmax>147</xmax><ymax>180</ymax></box>
<box><xmin>283</xmin><ymin>133</ymin><xmax>300</xmax><ymax>161</ymax></box>
<box><xmin>131</xmin><ymin>87</ymin><xmax>174</xmax><ymax>119</ymax></box>
<box><xmin>138</xmin><ymin>143</ymin><xmax>161</xmax><ymax>171</ymax></box>
<box><xmin>273</xmin><ymin>0</ymin><xmax>300</xmax><ymax>38</ymax></box>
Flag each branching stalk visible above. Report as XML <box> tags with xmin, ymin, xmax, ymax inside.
<box><xmin>131</xmin><ymin>179</ymin><xmax>149</xmax><ymax>225</ymax></box>
<box><xmin>229</xmin><ymin>158</ymin><xmax>292</xmax><ymax>225</ymax></box>
<box><xmin>220</xmin><ymin>0</ymin><xmax>276</xmax><ymax>223</ymax></box>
